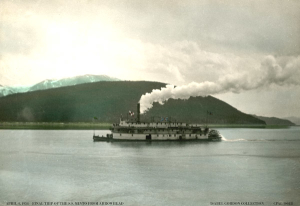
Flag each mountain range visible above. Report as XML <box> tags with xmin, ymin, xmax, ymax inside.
<box><xmin>0</xmin><ymin>75</ymin><xmax>297</xmax><ymax>125</ymax></box>
<box><xmin>0</xmin><ymin>74</ymin><xmax>119</xmax><ymax>97</ymax></box>
<box><xmin>0</xmin><ymin>81</ymin><xmax>265</xmax><ymax>124</ymax></box>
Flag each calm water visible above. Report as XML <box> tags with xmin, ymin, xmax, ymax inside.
<box><xmin>0</xmin><ymin>127</ymin><xmax>300</xmax><ymax>206</ymax></box>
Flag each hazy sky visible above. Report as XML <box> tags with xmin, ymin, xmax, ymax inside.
<box><xmin>1</xmin><ymin>0</ymin><xmax>300</xmax><ymax>118</ymax></box>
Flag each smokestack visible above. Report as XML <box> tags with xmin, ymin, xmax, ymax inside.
<box><xmin>137</xmin><ymin>103</ymin><xmax>140</xmax><ymax>123</ymax></box>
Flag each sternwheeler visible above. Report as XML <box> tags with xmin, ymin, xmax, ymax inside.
<box><xmin>93</xmin><ymin>103</ymin><xmax>221</xmax><ymax>141</ymax></box>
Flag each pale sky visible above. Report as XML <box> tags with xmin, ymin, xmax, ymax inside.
<box><xmin>1</xmin><ymin>0</ymin><xmax>300</xmax><ymax>118</ymax></box>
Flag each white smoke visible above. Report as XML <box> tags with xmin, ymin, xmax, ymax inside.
<box><xmin>139</xmin><ymin>55</ymin><xmax>300</xmax><ymax>113</ymax></box>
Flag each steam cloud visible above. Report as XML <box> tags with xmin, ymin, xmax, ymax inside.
<box><xmin>139</xmin><ymin>55</ymin><xmax>300</xmax><ymax>113</ymax></box>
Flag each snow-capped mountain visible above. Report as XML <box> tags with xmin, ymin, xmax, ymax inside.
<box><xmin>0</xmin><ymin>85</ymin><xmax>31</xmax><ymax>97</ymax></box>
<box><xmin>0</xmin><ymin>74</ymin><xmax>120</xmax><ymax>97</ymax></box>
<box><xmin>29</xmin><ymin>74</ymin><xmax>120</xmax><ymax>91</ymax></box>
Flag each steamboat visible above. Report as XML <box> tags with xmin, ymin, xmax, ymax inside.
<box><xmin>93</xmin><ymin>103</ymin><xmax>221</xmax><ymax>141</ymax></box>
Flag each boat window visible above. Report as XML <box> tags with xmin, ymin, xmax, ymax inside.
<box><xmin>157</xmin><ymin>134</ymin><xmax>159</xmax><ymax>137</ymax></box>
<box><xmin>132</xmin><ymin>134</ymin><xmax>133</xmax><ymax>136</ymax></box>
<box><xmin>120</xmin><ymin>134</ymin><xmax>121</xmax><ymax>136</ymax></box>
<box><xmin>189</xmin><ymin>134</ymin><xmax>191</xmax><ymax>137</ymax></box>
<box><xmin>169</xmin><ymin>134</ymin><xmax>171</xmax><ymax>137</ymax></box>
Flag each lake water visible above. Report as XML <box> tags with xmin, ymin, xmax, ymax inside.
<box><xmin>0</xmin><ymin>127</ymin><xmax>300</xmax><ymax>206</ymax></box>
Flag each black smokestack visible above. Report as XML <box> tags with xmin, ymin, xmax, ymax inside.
<box><xmin>137</xmin><ymin>103</ymin><xmax>140</xmax><ymax>123</ymax></box>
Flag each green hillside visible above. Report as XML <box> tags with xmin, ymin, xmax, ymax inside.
<box><xmin>145</xmin><ymin>97</ymin><xmax>264</xmax><ymax>124</ymax></box>
<box><xmin>0</xmin><ymin>81</ymin><xmax>265</xmax><ymax>124</ymax></box>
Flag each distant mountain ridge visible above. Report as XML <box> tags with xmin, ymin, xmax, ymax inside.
<box><xmin>0</xmin><ymin>86</ymin><xmax>30</xmax><ymax>97</ymax></box>
<box><xmin>284</xmin><ymin>116</ymin><xmax>300</xmax><ymax>125</ymax></box>
<box><xmin>29</xmin><ymin>74</ymin><xmax>120</xmax><ymax>92</ymax></box>
<box><xmin>0</xmin><ymin>74</ymin><xmax>120</xmax><ymax>97</ymax></box>
<box><xmin>253</xmin><ymin>115</ymin><xmax>295</xmax><ymax>126</ymax></box>
<box><xmin>0</xmin><ymin>81</ymin><xmax>266</xmax><ymax>124</ymax></box>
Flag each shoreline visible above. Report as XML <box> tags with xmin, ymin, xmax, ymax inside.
<box><xmin>0</xmin><ymin>122</ymin><xmax>293</xmax><ymax>130</ymax></box>
<box><xmin>0</xmin><ymin>122</ymin><xmax>111</xmax><ymax>130</ymax></box>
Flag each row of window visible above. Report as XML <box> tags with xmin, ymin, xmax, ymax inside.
<box><xmin>127</xmin><ymin>123</ymin><xmax>186</xmax><ymax>125</ymax></box>
<box><xmin>121</xmin><ymin>134</ymin><xmax>196</xmax><ymax>137</ymax></box>
<box><xmin>118</xmin><ymin>130</ymin><xmax>188</xmax><ymax>132</ymax></box>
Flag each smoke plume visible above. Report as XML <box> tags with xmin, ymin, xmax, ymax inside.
<box><xmin>139</xmin><ymin>55</ymin><xmax>300</xmax><ymax>113</ymax></box>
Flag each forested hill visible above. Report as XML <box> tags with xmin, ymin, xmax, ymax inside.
<box><xmin>0</xmin><ymin>81</ymin><xmax>265</xmax><ymax>124</ymax></box>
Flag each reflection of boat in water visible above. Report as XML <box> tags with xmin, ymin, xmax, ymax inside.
<box><xmin>93</xmin><ymin>103</ymin><xmax>222</xmax><ymax>142</ymax></box>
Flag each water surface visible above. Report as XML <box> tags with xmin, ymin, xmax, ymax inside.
<box><xmin>0</xmin><ymin>127</ymin><xmax>299</xmax><ymax>205</ymax></box>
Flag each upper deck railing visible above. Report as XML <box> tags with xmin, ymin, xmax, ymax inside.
<box><xmin>113</xmin><ymin>120</ymin><xmax>204</xmax><ymax>129</ymax></box>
